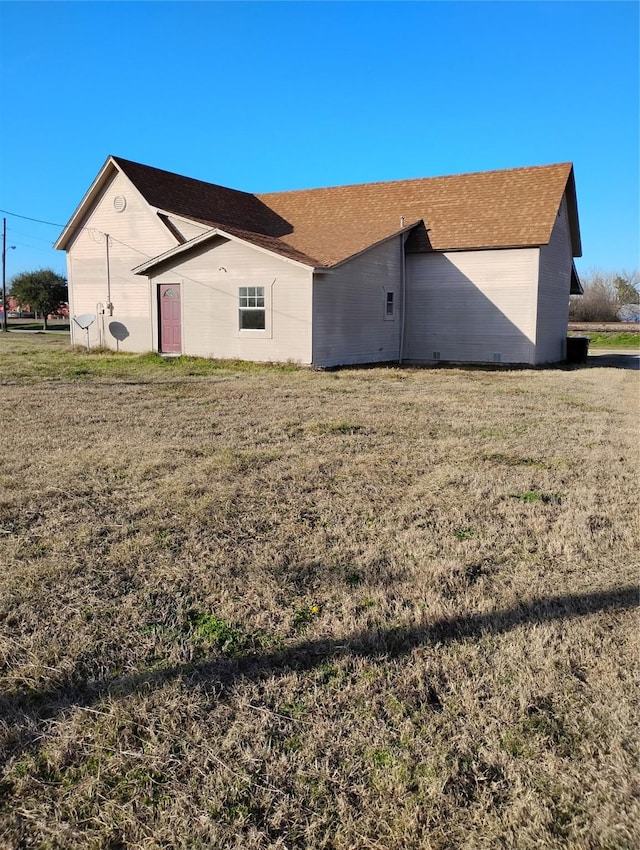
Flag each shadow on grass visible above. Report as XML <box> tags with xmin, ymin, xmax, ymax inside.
<box><xmin>585</xmin><ymin>353</ymin><xmax>640</xmax><ymax>370</ymax></box>
<box><xmin>1</xmin><ymin>584</ymin><xmax>637</xmax><ymax>763</ymax></box>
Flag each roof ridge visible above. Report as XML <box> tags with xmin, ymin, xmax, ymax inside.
<box><xmin>256</xmin><ymin>162</ymin><xmax>573</xmax><ymax>198</ymax></box>
<box><xmin>111</xmin><ymin>155</ymin><xmax>571</xmax><ymax>200</ymax></box>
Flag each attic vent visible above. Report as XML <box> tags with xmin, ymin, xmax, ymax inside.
<box><xmin>113</xmin><ymin>195</ymin><xmax>127</xmax><ymax>213</ymax></box>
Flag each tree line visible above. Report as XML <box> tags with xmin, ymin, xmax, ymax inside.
<box><xmin>570</xmin><ymin>270</ymin><xmax>640</xmax><ymax>322</ymax></box>
<box><xmin>3</xmin><ymin>269</ymin><xmax>68</xmax><ymax>330</ymax></box>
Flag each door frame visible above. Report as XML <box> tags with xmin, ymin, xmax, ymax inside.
<box><xmin>157</xmin><ymin>283</ymin><xmax>182</xmax><ymax>354</ymax></box>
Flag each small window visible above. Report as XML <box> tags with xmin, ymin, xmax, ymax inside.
<box><xmin>239</xmin><ymin>286</ymin><xmax>265</xmax><ymax>330</ymax></box>
<box><xmin>384</xmin><ymin>290</ymin><xmax>395</xmax><ymax>320</ymax></box>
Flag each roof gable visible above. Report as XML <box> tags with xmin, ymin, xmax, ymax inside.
<box><xmin>54</xmin><ymin>157</ymin><xmax>175</xmax><ymax>251</ymax></box>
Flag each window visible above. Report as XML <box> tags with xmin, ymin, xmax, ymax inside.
<box><xmin>239</xmin><ymin>286</ymin><xmax>265</xmax><ymax>330</ymax></box>
<box><xmin>385</xmin><ymin>290</ymin><xmax>395</xmax><ymax>319</ymax></box>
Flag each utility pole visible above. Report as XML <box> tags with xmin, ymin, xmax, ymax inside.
<box><xmin>2</xmin><ymin>218</ymin><xmax>16</xmax><ymax>333</ymax></box>
<box><xmin>2</xmin><ymin>218</ymin><xmax>8</xmax><ymax>332</ymax></box>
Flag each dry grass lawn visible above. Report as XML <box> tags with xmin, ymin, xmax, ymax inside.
<box><xmin>0</xmin><ymin>335</ymin><xmax>638</xmax><ymax>849</ymax></box>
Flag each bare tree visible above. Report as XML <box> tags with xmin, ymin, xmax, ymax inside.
<box><xmin>570</xmin><ymin>269</ymin><xmax>639</xmax><ymax>322</ymax></box>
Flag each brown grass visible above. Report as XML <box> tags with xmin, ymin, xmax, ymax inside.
<box><xmin>0</xmin><ymin>335</ymin><xmax>638</xmax><ymax>849</ymax></box>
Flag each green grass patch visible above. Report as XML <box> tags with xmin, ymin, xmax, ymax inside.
<box><xmin>578</xmin><ymin>332</ymin><xmax>640</xmax><ymax>349</ymax></box>
<box><xmin>188</xmin><ymin>612</ymin><xmax>251</xmax><ymax>654</ymax></box>
<box><xmin>0</xmin><ymin>335</ymin><xmax>302</xmax><ymax>382</ymax></box>
<box><xmin>292</xmin><ymin>603</ymin><xmax>322</xmax><ymax>632</ymax></box>
<box><xmin>453</xmin><ymin>527</ymin><xmax>478</xmax><ymax>541</ymax></box>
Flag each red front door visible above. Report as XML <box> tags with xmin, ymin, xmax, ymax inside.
<box><xmin>159</xmin><ymin>284</ymin><xmax>182</xmax><ymax>353</ymax></box>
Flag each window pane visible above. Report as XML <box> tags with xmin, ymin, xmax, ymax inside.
<box><xmin>239</xmin><ymin>309</ymin><xmax>265</xmax><ymax>330</ymax></box>
<box><xmin>238</xmin><ymin>287</ymin><xmax>266</xmax><ymax>327</ymax></box>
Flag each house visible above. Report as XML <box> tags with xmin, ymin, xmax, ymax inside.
<box><xmin>55</xmin><ymin>157</ymin><xmax>582</xmax><ymax>367</ymax></box>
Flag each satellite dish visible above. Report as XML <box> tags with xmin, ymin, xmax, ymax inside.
<box><xmin>73</xmin><ymin>313</ymin><xmax>96</xmax><ymax>330</ymax></box>
<box><xmin>73</xmin><ymin>313</ymin><xmax>96</xmax><ymax>351</ymax></box>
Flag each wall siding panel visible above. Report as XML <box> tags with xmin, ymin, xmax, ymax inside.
<box><xmin>150</xmin><ymin>239</ymin><xmax>313</xmax><ymax>363</ymax></box>
<box><xmin>312</xmin><ymin>238</ymin><xmax>403</xmax><ymax>367</ymax></box>
<box><xmin>535</xmin><ymin>195</ymin><xmax>573</xmax><ymax>364</ymax></box>
<box><xmin>405</xmin><ymin>249</ymin><xmax>539</xmax><ymax>364</ymax></box>
<box><xmin>66</xmin><ymin>170</ymin><xmax>176</xmax><ymax>350</ymax></box>
<box><xmin>166</xmin><ymin>216</ymin><xmax>211</xmax><ymax>242</ymax></box>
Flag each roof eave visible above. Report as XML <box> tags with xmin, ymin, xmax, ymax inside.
<box><xmin>570</xmin><ymin>261</ymin><xmax>583</xmax><ymax>295</ymax></box>
<box><xmin>564</xmin><ymin>165</ymin><xmax>582</xmax><ymax>258</ymax></box>
<box><xmin>435</xmin><ymin>241</ymin><xmax>544</xmax><ymax>253</ymax></box>
<box><xmin>132</xmin><ymin>227</ymin><xmax>319</xmax><ymax>276</ymax></box>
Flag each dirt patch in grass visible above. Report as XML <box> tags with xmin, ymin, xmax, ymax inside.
<box><xmin>0</xmin><ymin>336</ymin><xmax>638</xmax><ymax>849</ymax></box>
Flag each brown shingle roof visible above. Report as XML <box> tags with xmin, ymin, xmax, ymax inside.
<box><xmin>257</xmin><ymin>162</ymin><xmax>580</xmax><ymax>265</ymax></box>
<box><xmin>114</xmin><ymin>157</ymin><xmax>581</xmax><ymax>267</ymax></box>
<box><xmin>113</xmin><ymin>156</ymin><xmax>292</xmax><ymax>238</ymax></box>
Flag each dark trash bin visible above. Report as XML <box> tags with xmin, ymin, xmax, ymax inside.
<box><xmin>566</xmin><ymin>336</ymin><xmax>590</xmax><ymax>364</ymax></box>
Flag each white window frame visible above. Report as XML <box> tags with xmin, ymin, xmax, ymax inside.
<box><xmin>238</xmin><ymin>286</ymin><xmax>266</xmax><ymax>331</ymax></box>
<box><xmin>384</xmin><ymin>289</ymin><xmax>395</xmax><ymax>320</ymax></box>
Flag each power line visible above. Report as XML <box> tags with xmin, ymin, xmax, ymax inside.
<box><xmin>11</xmin><ymin>240</ymin><xmax>64</xmax><ymax>255</ymax></box>
<box><xmin>0</xmin><ymin>208</ymin><xmax>153</xmax><ymax>258</ymax></box>
<box><xmin>8</xmin><ymin>228</ymin><xmax>58</xmax><ymax>244</ymax></box>
<box><xmin>0</xmin><ymin>208</ymin><xmax>64</xmax><ymax>228</ymax></box>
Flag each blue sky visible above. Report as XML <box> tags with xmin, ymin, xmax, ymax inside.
<box><xmin>0</xmin><ymin>0</ymin><xmax>638</xmax><ymax>280</ymax></box>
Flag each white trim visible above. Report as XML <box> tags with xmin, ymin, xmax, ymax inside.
<box><xmin>382</xmin><ymin>286</ymin><xmax>396</xmax><ymax>321</ymax></box>
<box><xmin>235</xmin><ymin>281</ymin><xmax>274</xmax><ymax>340</ymax></box>
<box><xmin>157</xmin><ymin>280</ymin><xmax>183</xmax><ymax>355</ymax></box>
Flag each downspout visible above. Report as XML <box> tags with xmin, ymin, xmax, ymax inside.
<box><xmin>398</xmin><ymin>231</ymin><xmax>408</xmax><ymax>364</ymax></box>
<box><xmin>105</xmin><ymin>233</ymin><xmax>113</xmax><ymax>316</ymax></box>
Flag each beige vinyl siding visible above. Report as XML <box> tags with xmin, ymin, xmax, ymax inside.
<box><xmin>404</xmin><ymin>249</ymin><xmax>539</xmax><ymax>364</ymax></box>
<box><xmin>149</xmin><ymin>238</ymin><xmax>313</xmax><ymax>363</ymax></box>
<box><xmin>165</xmin><ymin>216</ymin><xmax>211</xmax><ymax>242</ymax></box>
<box><xmin>535</xmin><ymin>195</ymin><xmax>573</xmax><ymax>364</ymax></box>
<box><xmin>66</xmin><ymin>170</ymin><xmax>176</xmax><ymax>350</ymax></box>
<box><xmin>311</xmin><ymin>237</ymin><xmax>403</xmax><ymax>367</ymax></box>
